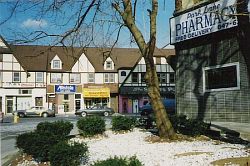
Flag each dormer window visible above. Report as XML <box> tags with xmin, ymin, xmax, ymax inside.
<box><xmin>53</xmin><ymin>60</ymin><xmax>61</xmax><ymax>69</ymax></box>
<box><xmin>106</xmin><ymin>61</ymin><xmax>112</xmax><ymax>69</ymax></box>
<box><xmin>51</xmin><ymin>55</ymin><xmax>62</xmax><ymax>70</ymax></box>
<box><xmin>104</xmin><ymin>57</ymin><xmax>114</xmax><ymax>70</ymax></box>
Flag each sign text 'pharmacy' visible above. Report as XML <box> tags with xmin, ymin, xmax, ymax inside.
<box><xmin>170</xmin><ymin>0</ymin><xmax>238</xmax><ymax>44</ymax></box>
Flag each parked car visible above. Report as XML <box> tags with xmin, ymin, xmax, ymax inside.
<box><xmin>75</xmin><ymin>105</ymin><xmax>114</xmax><ymax>117</ymax></box>
<box><xmin>12</xmin><ymin>106</ymin><xmax>55</xmax><ymax>118</ymax></box>
<box><xmin>139</xmin><ymin>99</ymin><xmax>176</xmax><ymax>116</ymax></box>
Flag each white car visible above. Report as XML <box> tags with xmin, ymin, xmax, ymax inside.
<box><xmin>12</xmin><ymin>106</ymin><xmax>55</xmax><ymax>118</ymax></box>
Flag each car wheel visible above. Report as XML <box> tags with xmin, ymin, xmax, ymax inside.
<box><xmin>104</xmin><ymin>112</ymin><xmax>109</xmax><ymax>116</ymax></box>
<box><xmin>18</xmin><ymin>113</ymin><xmax>25</xmax><ymax>118</ymax></box>
<box><xmin>81</xmin><ymin>112</ymin><xmax>87</xmax><ymax>117</ymax></box>
<box><xmin>42</xmin><ymin>112</ymin><xmax>49</xmax><ymax>118</ymax></box>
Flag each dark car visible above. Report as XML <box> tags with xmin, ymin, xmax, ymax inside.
<box><xmin>75</xmin><ymin>105</ymin><xmax>114</xmax><ymax>117</ymax></box>
<box><xmin>12</xmin><ymin>106</ymin><xmax>55</xmax><ymax>118</ymax></box>
<box><xmin>139</xmin><ymin>99</ymin><xmax>176</xmax><ymax>116</ymax></box>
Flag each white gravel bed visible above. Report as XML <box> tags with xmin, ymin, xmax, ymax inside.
<box><xmin>70</xmin><ymin>128</ymin><xmax>249</xmax><ymax>166</ymax></box>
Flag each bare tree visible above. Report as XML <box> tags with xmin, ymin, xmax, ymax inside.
<box><xmin>1</xmin><ymin>0</ymin><xmax>176</xmax><ymax>139</ymax></box>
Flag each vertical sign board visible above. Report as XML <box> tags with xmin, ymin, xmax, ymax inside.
<box><xmin>170</xmin><ymin>0</ymin><xmax>238</xmax><ymax>44</ymax></box>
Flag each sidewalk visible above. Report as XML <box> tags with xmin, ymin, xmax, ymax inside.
<box><xmin>211</xmin><ymin>121</ymin><xmax>250</xmax><ymax>142</ymax></box>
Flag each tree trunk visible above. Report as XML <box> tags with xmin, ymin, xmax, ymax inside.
<box><xmin>113</xmin><ymin>0</ymin><xmax>176</xmax><ymax>139</ymax></box>
<box><xmin>144</xmin><ymin>46</ymin><xmax>177</xmax><ymax>139</ymax></box>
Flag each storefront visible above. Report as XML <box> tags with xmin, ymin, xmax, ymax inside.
<box><xmin>119</xmin><ymin>86</ymin><xmax>175</xmax><ymax>114</ymax></box>
<box><xmin>82</xmin><ymin>87</ymin><xmax>110</xmax><ymax>108</ymax></box>
<box><xmin>48</xmin><ymin>85</ymin><xmax>83</xmax><ymax>114</ymax></box>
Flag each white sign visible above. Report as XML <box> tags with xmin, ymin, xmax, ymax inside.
<box><xmin>2</xmin><ymin>82</ymin><xmax>35</xmax><ymax>88</ymax></box>
<box><xmin>170</xmin><ymin>0</ymin><xmax>238</xmax><ymax>44</ymax></box>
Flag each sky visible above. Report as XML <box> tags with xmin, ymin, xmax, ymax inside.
<box><xmin>0</xmin><ymin>0</ymin><xmax>175</xmax><ymax>48</ymax></box>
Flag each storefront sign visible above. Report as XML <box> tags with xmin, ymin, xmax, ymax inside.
<box><xmin>83</xmin><ymin>88</ymin><xmax>110</xmax><ymax>98</ymax></box>
<box><xmin>2</xmin><ymin>82</ymin><xmax>35</xmax><ymax>88</ymax></box>
<box><xmin>120</xmin><ymin>86</ymin><xmax>175</xmax><ymax>95</ymax></box>
<box><xmin>170</xmin><ymin>0</ymin><xmax>238</xmax><ymax>44</ymax></box>
<box><xmin>55</xmin><ymin>85</ymin><xmax>76</xmax><ymax>93</ymax></box>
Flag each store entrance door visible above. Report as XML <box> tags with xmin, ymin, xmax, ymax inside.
<box><xmin>6</xmin><ymin>97</ymin><xmax>14</xmax><ymax>114</ymax></box>
<box><xmin>132</xmin><ymin>99</ymin><xmax>139</xmax><ymax>114</ymax></box>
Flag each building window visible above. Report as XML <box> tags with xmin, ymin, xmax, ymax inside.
<box><xmin>36</xmin><ymin>72</ymin><xmax>44</xmax><ymax>83</ymax></box>
<box><xmin>13</xmin><ymin>72</ymin><xmax>20</xmax><ymax>82</ymax></box>
<box><xmin>51</xmin><ymin>73</ymin><xmax>62</xmax><ymax>83</ymax></box>
<box><xmin>141</xmin><ymin>73</ymin><xmax>146</xmax><ymax>83</ymax></box>
<box><xmin>132</xmin><ymin>73</ymin><xmax>138</xmax><ymax>83</ymax></box>
<box><xmin>106</xmin><ymin>61</ymin><xmax>112</xmax><ymax>69</ymax></box>
<box><xmin>35</xmin><ymin>97</ymin><xmax>43</xmax><ymax>106</ymax></box>
<box><xmin>169</xmin><ymin>73</ymin><xmax>175</xmax><ymax>84</ymax></box>
<box><xmin>88</xmin><ymin>73</ymin><xmax>95</xmax><ymax>83</ymax></box>
<box><xmin>109</xmin><ymin>73</ymin><xmax>114</xmax><ymax>83</ymax></box>
<box><xmin>104</xmin><ymin>73</ymin><xmax>109</xmax><ymax>83</ymax></box>
<box><xmin>75</xmin><ymin>94</ymin><xmax>81</xmax><ymax>99</ymax></box>
<box><xmin>0</xmin><ymin>54</ymin><xmax>3</xmax><ymax>62</ymax></box>
<box><xmin>70</xmin><ymin>73</ymin><xmax>80</xmax><ymax>83</ymax></box>
<box><xmin>203</xmin><ymin>63</ymin><xmax>240</xmax><ymax>92</ymax></box>
<box><xmin>121</xmin><ymin>71</ymin><xmax>126</xmax><ymax>76</ymax></box>
<box><xmin>104</xmin><ymin>73</ymin><xmax>115</xmax><ymax>83</ymax></box>
<box><xmin>53</xmin><ymin>60</ymin><xmax>61</xmax><ymax>69</ymax></box>
<box><xmin>64</xmin><ymin>94</ymin><xmax>69</xmax><ymax>100</ymax></box>
<box><xmin>159</xmin><ymin>73</ymin><xmax>167</xmax><ymax>83</ymax></box>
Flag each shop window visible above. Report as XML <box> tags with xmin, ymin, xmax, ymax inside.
<box><xmin>51</xmin><ymin>73</ymin><xmax>62</xmax><ymax>83</ymax></box>
<box><xmin>169</xmin><ymin>73</ymin><xmax>175</xmax><ymax>84</ymax></box>
<box><xmin>88</xmin><ymin>73</ymin><xmax>95</xmax><ymax>83</ymax></box>
<box><xmin>121</xmin><ymin>71</ymin><xmax>126</xmax><ymax>76</ymax></box>
<box><xmin>0</xmin><ymin>97</ymin><xmax>2</xmax><ymax>112</ymax></box>
<box><xmin>132</xmin><ymin>73</ymin><xmax>138</xmax><ymax>83</ymax></box>
<box><xmin>203</xmin><ymin>63</ymin><xmax>240</xmax><ymax>92</ymax></box>
<box><xmin>35</xmin><ymin>97</ymin><xmax>43</xmax><ymax>106</ymax></box>
<box><xmin>13</xmin><ymin>72</ymin><xmax>20</xmax><ymax>82</ymax></box>
<box><xmin>70</xmin><ymin>73</ymin><xmax>80</xmax><ymax>83</ymax></box>
<box><xmin>36</xmin><ymin>72</ymin><xmax>44</xmax><ymax>83</ymax></box>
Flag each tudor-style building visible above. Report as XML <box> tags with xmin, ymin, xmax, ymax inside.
<box><xmin>118</xmin><ymin>49</ymin><xmax>176</xmax><ymax>114</ymax></box>
<box><xmin>0</xmin><ymin>36</ymin><xmax>176</xmax><ymax>115</ymax></box>
<box><xmin>171</xmin><ymin>0</ymin><xmax>250</xmax><ymax>122</ymax></box>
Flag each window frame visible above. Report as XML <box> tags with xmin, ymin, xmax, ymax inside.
<box><xmin>106</xmin><ymin>61</ymin><xmax>112</xmax><ymax>70</ymax></box>
<box><xmin>202</xmin><ymin>62</ymin><xmax>240</xmax><ymax>92</ymax></box>
<box><xmin>50</xmin><ymin>73</ymin><xmax>62</xmax><ymax>83</ymax></box>
<box><xmin>52</xmin><ymin>60</ymin><xmax>61</xmax><ymax>69</ymax></box>
<box><xmin>132</xmin><ymin>73</ymin><xmax>138</xmax><ymax>83</ymax></box>
<box><xmin>69</xmin><ymin>73</ymin><xmax>81</xmax><ymax>84</ymax></box>
<box><xmin>13</xmin><ymin>72</ymin><xmax>21</xmax><ymax>82</ymax></box>
<box><xmin>88</xmin><ymin>73</ymin><xmax>95</xmax><ymax>83</ymax></box>
<box><xmin>36</xmin><ymin>72</ymin><xmax>44</xmax><ymax>83</ymax></box>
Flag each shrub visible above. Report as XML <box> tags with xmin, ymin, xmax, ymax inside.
<box><xmin>112</xmin><ymin>116</ymin><xmax>136</xmax><ymax>131</ymax></box>
<box><xmin>77</xmin><ymin>116</ymin><xmax>105</xmax><ymax>136</ymax></box>
<box><xmin>36</xmin><ymin>120</ymin><xmax>73</xmax><ymax>138</ymax></box>
<box><xmin>16</xmin><ymin>132</ymin><xmax>60</xmax><ymax>162</ymax></box>
<box><xmin>49</xmin><ymin>141</ymin><xmax>88</xmax><ymax>166</ymax></box>
<box><xmin>91</xmin><ymin>156</ymin><xmax>143</xmax><ymax>166</ymax></box>
<box><xmin>169</xmin><ymin>115</ymin><xmax>210</xmax><ymax>136</ymax></box>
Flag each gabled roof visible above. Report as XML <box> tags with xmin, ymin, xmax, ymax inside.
<box><xmin>10</xmin><ymin>45</ymin><xmax>175</xmax><ymax>72</ymax></box>
<box><xmin>0</xmin><ymin>35</ymin><xmax>12</xmax><ymax>54</ymax></box>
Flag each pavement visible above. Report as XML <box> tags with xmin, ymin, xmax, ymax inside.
<box><xmin>0</xmin><ymin>114</ymin><xmax>249</xmax><ymax>165</ymax></box>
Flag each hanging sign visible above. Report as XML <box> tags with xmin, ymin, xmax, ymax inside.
<box><xmin>170</xmin><ymin>0</ymin><xmax>238</xmax><ymax>44</ymax></box>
